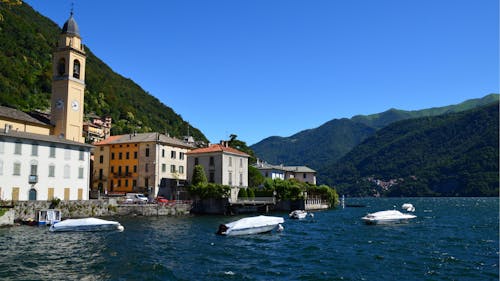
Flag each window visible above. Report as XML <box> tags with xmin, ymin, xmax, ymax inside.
<box><xmin>110</xmin><ymin>180</ymin><xmax>114</xmax><ymax>191</ymax></box>
<box><xmin>125</xmin><ymin>179</ymin><xmax>128</xmax><ymax>187</ymax></box>
<box><xmin>118</xmin><ymin>166</ymin><xmax>122</xmax><ymax>176</ymax></box>
<box><xmin>119</xmin><ymin>152</ymin><xmax>122</xmax><ymax>160</ymax></box>
<box><xmin>133</xmin><ymin>180</ymin><xmax>137</xmax><ymax>188</ymax></box>
<box><xmin>179</xmin><ymin>166</ymin><xmax>184</xmax><ymax>174</ymax></box>
<box><xmin>171</xmin><ymin>151</ymin><xmax>176</xmax><ymax>159</ymax></box>
<box><xmin>99</xmin><ymin>169</ymin><xmax>103</xmax><ymax>180</ymax></box>
<box><xmin>64</xmin><ymin>148</ymin><xmax>71</xmax><ymax>160</ymax></box>
<box><xmin>64</xmin><ymin>165</ymin><xmax>70</xmax><ymax>178</ymax></box>
<box><xmin>111</xmin><ymin>166</ymin><xmax>114</xmax><ymax>173</ymax></box>
<box><xmin>31</xmin><ymin>143</ymin><xmax>38</xmax><ymax>156</ymax></box>
<box><xmin>49</xmin><ymin>146</ymin><xmax>56</xmax><ymax>158</ymax></box>
<box><xmin>209</xmin><ymin>172</ymin><xmax>214</xmax><ymax>183</ymax></box>
<box><xmin>146</xmin><ymin>148</ymin><xmax>150</xmax><ymax>157</ymax></box>
<box><xmin>0</xmin><ymin>160</ymin><xmax>3</xmax><ymax>175</ymax></box>
<box><xmin>14</xmin><ymin>141</ymin><xmax>22</xmax><ymax>155</ymax></box>
<box><xmin>133</xmin><ymin>165</ymin><xmax>137</xmax><ymax>173</ymax></box>
<box><xmin>111</xmin><ymin>152</ymin><xmax>115</xmax><ymax>160</ymax></box>
<box><xmin>125</xmin><ymin>166</ymin><xmax>129</xmax><ymax>175</ymax></box>
<box><xmin>126</xmin><ymin>152</ymin><xmax>130</xmax><ymax>159</ymax></box>
<box><xmin>240</xmin><ymin>158</ymin><xmax>243</xmax><ymax>168</ymax></box>
<box><xmin>78</xmin><ymin>167</ymin><xmax>84</xmax><ymax>179</ymax></box>
<box><xmin>162</xmin><ymin>149</ymin><xmax>165</xmax><ymax>158</ymax></box>
<box><xmin>0</xmin><ymin>140</ymin><xmax>4</xmax><ymax>154</ymax></box>
<box><xmin>79</xmin><ymin>150</ymin><xmax>84</xmax><ymax>161</ymax></box>
<box><xmin>228</xmin><ymin>172</ymin><xmax>232</xmax><ymax>185</ymax></box>
<box><xmin>13</xmin><ymin>162</ymin><xmax>21</xmax><ymax>175</ymax></box>
<box><xmin>179</xmin><ymin>152</ymin><xmax>185</xmax><ymax>160</ymax></box>
<box><xmin>229</xmin><ymin>157</ymin><xmax>232</xmax><ymax>167</ymax></box>
<box><xmin>162</xmin><ymin>164</ymin><xmax>166</xmax><ymax>172</ymax></box>
<box><xmin>134</xmin><ymin>151</ymin><xmax>138</xmax><ymax>159</ymax></box>
<box><xmin>194</xmin><ymin>158</ymin><xmax>199</xmax><ymax>165</ymax></box>
<box><xmin>303</xmin><ymin>173</ymin><xmax>307</xmax><ymax>179</ymax></box>
<box><xmin>30</xmin><ymin>164</ymin><xmax>38</xmax><ymax>176</ymax></box>
<box><xmin>239</xmin><ymin>173</ymin><xmax>243</xmax><ymax>186</ymax></box>
<box><xmin>209</xmin><ymin>157</ymin><xmax>214</xmax><ymax>166</ymax></box>
<box><xmin>145</xmin><ymin>178</ymin><xmax>149</xmax><ymax>188</ymax></box>
<box><xmin>58</xmin><ymin>58</ymin><xmax>65</xmax><ymax>75</ymax></box>
<box><xmin>117</xmin><ymin>179</ymin><xmax>121</xmax><ymax>187</ymax></box>
<box><xmin>99</xmin><ymin>155</ymin><xmax>104</xmax><ymax>163</ymax></box>
<box><xmin>145</xmin><ymin>163</ymin><xmax>149</xmax><ymax>172</ymax></box>
<box><xmin>73</xmin><ymin>59</ymin><xmax>80</xmax><ymax>79</ymax></box>
<box><xmin>170</xmin><ymin>165</ymin><xmax>176</xmax><ymax>173</ymax></box>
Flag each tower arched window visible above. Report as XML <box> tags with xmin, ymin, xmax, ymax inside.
<box><xmin>58</xmin><ymin>58</ymin><xmax>65</xmax><ymax>76</ymax></box>
<box><xmin>73</xmin><ymin>59</ymin><xmax>80</xmax><ymax>79</ymax></box>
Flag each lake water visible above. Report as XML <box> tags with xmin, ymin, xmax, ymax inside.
<box><xmin>0</xmin><ymin>197</ymin><xmax>498</xmax><ymax>280</ymax></box>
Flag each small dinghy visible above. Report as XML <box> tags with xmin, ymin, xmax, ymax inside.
<box><xmin>49</xmin><ymin>217</ymin><xmax>124</xmax><ymax>232</ymax></box>
<box><xmin>216</xmin><ymin>215</ymin><xmax>284</xmax><ymax>236</ymax></box>
<box><xmin>289</xmin><ymin>210</ymin><xmax>308</xmax><ymax>219</ymax></box>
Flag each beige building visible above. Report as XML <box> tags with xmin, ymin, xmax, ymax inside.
<box><xmin>93</xmin><ymin>133</ymin><xmax>196</xmax><ymax>199</ymax></box>
<box><xmin>187</xmin><ymin>141</ymin><xmax>249</xmax><ymax>202</ymax></box>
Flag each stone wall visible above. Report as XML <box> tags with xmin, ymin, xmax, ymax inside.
<box><xmin>11</xmin><ymin>200</ymin><xmax>193</xmax><ymax>221</ymax></box>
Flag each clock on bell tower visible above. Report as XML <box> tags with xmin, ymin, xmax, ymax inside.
<box><xmin>51</xmin><ymin>11</ymin><xmax>86</xmax><ymax>143</ymax></box>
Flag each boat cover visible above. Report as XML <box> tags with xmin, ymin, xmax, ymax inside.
<box><xmin>225</xmin><ymin>215</ymin><xmax>284</xmax><ymax>231</ymax></box>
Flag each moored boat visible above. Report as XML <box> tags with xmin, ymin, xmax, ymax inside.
<box><xmin>289</xmin><ymin>210</ymin><xmax>308</xmax><ymax>219</ymax></box>
<box><xmin>49</xmin><ymin>217</ymin><xmax>124</xmax><ymax>232</ymax></box>
<box><xmin>217</xmin><ymin>215</ymin><xmax>284</xmax><ymax>236</ymax></box>
<box><xmin>361</xmin><ymin>210</ymin><xmax>416</xmax><ymax>225</ymax></box>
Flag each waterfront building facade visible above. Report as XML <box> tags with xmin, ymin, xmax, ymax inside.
<box><xmin>0</xmin><ymin>12</ymin><xmax>92</xmax><ymax>201</ymax></box>
<box><xmin>186</xmin><ymin>141</ymin><xmax>249</xmax><ymax>201</ymax></box>
<box><xmin>253</xmin><ymin>160</ymin><xmax>317</xmax><ymax>185</ymax></box>
<box><xmin>93</xmin><ymin>133</ymin><xmax>196</xmax><ymax>199</ymax></box>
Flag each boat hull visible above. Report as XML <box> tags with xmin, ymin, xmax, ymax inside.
<box><xmin>218</xmin><ymin>215</ymin><xmax>284</xmax><ymax>236</ymax></box>
<box><xmin>49</xmin><ymin>218</ymin><xmax>124</xmax><ymax>232</ymax></box>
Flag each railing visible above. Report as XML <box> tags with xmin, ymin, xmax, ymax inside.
<box><xmin>305</xmin><ymin>198</ymin><xmax>330</xmax><ymax>210</ymax></box>
<box><xmin>230</xmin><ymin>197</ymin><xmax>275</xmax><ymax>204</ymax></box>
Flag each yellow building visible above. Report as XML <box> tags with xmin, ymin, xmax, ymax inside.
<box><xmin>93</xmin><ymin>133</ymin><xmax>196</xmax><ymax>198</ymax></box>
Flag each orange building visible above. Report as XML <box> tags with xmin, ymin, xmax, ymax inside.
<box><xmin>93</xmin><ymin>133</ymin><xmax>196</xmax><ymax>197</ymax></box>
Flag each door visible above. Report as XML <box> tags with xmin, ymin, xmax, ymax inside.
<box><xmin>12</xmin><ymin>187</ymin><xmax>19</xmax><ymax>201</ymax></box>
<box><xmin>28</xmin><ymin>188</ymin><xmax>37</xmax><ymax>200</ymax></box>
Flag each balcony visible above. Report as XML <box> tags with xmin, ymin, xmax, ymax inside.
<box><xmin>28</xmin><ymin>175</ymin><xmax>38</xmax><ymax>184</ymax></box>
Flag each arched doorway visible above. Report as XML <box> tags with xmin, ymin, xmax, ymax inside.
<box><xmin>28</xmin><ymin>188</ymin><xmax>37</xmax><ymax>201</ymax></box>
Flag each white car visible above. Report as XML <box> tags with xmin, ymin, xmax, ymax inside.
<box><xmin>125</xmin><ymin>193</ymin><xmax>148</xmax><ymax>204</ymax></box>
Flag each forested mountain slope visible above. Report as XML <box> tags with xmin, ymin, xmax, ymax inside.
<box><xmin>323</xmin><ymin>102</ymin><xmax>499</xmax><ymax>197</ymax></box>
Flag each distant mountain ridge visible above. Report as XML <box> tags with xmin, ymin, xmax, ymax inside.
<box><xmin>0</xmin><ymin>3</ymin><xmax>207</xmax><ymax>142</ymax></box>
<box><xmin>251</xmin><ymin>94</ymin><xmax>499</xmax><ymax>179</ymax></box>
<box><xmin>325</xmin><ymin>102</ymin><xmax>499</xmax><ymax>197</ymax></box>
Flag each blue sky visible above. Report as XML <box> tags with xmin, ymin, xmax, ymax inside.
<box><xmin>25</xmin><ymin>0</ymin><xmax>499</xmax><ymax>145</ymax></box>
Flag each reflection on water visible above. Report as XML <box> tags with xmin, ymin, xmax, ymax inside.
<box><xmin>0</xmin><ymin>198</ymin><xmax>498</xmax><ymax>281</ymax></box>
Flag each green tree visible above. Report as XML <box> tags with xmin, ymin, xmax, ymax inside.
<box><xmin>191</xmin><ymin>165</ymin><xmax>208</xmax><ymax>186</ymax></box>
<box><xmin>248</xmin><ymin>166</ymin><xmax>265</xmax><ymax>187</ymax></box>
<box><xmin>238</xmin><ymin>188</ymin><xmax>248</xmax><ymax>198</ymax></box>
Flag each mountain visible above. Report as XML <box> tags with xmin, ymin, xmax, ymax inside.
<box><xmin>324</xmin><ymin>102</ymin><xmax>499</xmax><ymax>197</ymax></box>
<box><xmin>0</xmin><ymin>3</ymin><xmax>207</xmax><ymax>142</ymax></box>
<box><xmin>251</xmin><ymin>94</ymin><xmax>499</xmax><ymax>174</ymax></box>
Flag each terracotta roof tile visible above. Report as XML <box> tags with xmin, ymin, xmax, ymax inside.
<box><xmin>187</xmin><ymin>144</ymin><xmax>249</xmax><ymax>157</ymax></box>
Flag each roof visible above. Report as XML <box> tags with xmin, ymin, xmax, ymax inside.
<box><xmin>187</xmin><ymin>144</ymin><xmax>250</xmax><ymax>157</ymax></box>
<box><xmin>252</xmin><ymin>162</ymin><xmax>316</xmax><ymax>173</ymax></box>
<box><xmin>62</xmin><ymin>12</ymin><xmax>80</xmax><ymax>37</ymax></box>
<box><xmin>0</xmin><ymin>106</ymin><xmax>50</xmax><ymax>127</ymax></box>
<box><xmin>93</xmin><ymin>132</ymin><xmax>196</xmax><ymax>149</ymax></box>
<box><xmin>0</xmin><ymin>128</ymin><xmax>93</xmax><ymax>148</ymax></box>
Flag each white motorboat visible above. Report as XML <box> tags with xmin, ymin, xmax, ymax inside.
<box><xmin>289</xmin><ymin>210</ymin><xmax>308</xmax><ymax>219</ymax></box>
<box><xmin>361</xmin><ymin>210</ymin><xmax>416</xmax><ymax>225</ymax></box>
<box><xmin>217</xmin><ymin>215</ymin><xmax>284</xmax><ymax>236</ymax></box>
<box><xmin>49</xmin><ymin>217</ymin><xmax>125</xmax><ymax>232</ymax></box>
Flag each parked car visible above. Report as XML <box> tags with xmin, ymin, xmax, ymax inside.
<box><xmin>125</xmin><ymin>193</ymin><xmax>148</xmax><ymax>204</ymax></box>
<box><xmin>155</xmin><ymin>196</ymin><xmax>169</xmax><ymax>204</ymax></box>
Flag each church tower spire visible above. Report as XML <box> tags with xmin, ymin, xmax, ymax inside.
<box><xmin>51</xmin><ymin>10</ymin><xmax>86</xmax><ymax>142</ymax></box>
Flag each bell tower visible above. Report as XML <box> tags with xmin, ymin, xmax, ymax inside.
<box><xmin>51</xmin><ymin>11</ymin><xmax>86</xmax><ymax>143</ymax></box>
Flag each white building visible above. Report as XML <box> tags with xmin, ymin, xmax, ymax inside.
<box><xmin>0</xmin><ymin>128</ymin><xmax>92</xmax><ymax>201</ymax></box>
<box><xmin>253</xmin><ymin>160</ymin><xmax>317</xmax><ymax>185</ymax></box>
